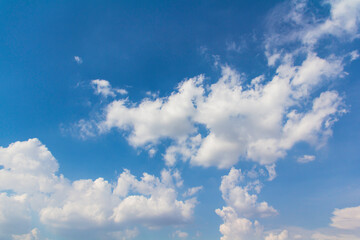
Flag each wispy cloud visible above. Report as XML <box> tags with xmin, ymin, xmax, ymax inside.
<box><xmin>74</xmin><ymin>56</ymin><xmax>83</xmax><ymax>64</ymax></box>
<box><xmin>297</xmin><ymin>155</ymin><xmax>316</xmax><ymax>163</ymax></box>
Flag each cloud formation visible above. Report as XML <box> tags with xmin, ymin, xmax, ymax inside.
<box><xmin>73</xmin><ymin>0</ymin><xmax>360</xmax><ymax>177</ymax></box>
<box><xmin>91</xmin><ymin>79</ymin><xmax>128</xmax><ymax>98</ymax></box>
<box><xmin>84</xmin><ymin>53</ymin><xmax>344</xmax><ymax>173</ymax></box>
<box><xmin>215</xmin><ymin>168</ymin><xmax>288</xmax><ymax>240</ymax></box>
<box><xmin>330</xmin><ymin>206</ymin><xmax>360</xmax><ymax>230</ymax></box>
<box><xmin>0</xmin><ymin>139</ymin><xmax>198</xmax><ymax>239</ymax></box>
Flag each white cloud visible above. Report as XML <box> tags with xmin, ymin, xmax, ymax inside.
<box><xmin>173</xmin><ymin>230</ymin><xmax>188</xmax><ymax>239</ymax></box>
<box><xmin>182</xmin><ymin>186</ymin><xmax>203</xmax><ymax>198</ymax></box>
<box><xmin>0</xmin><ymin>193</ymin><xmax>31</xmax><ymax>237</ymax></box>
<box><xmin>219</xmin><ymin>168</ymin><xmax>277</xmax><ymax>219</ymax></box>
<box><xmin>99</xmin><ymin>76</ymin><xmax>204</xmax><ymax>146</ymax></box>
<box><xmin>265</xmin><ymin>0</ymin><xmax>360</xmax><ymax>51</ymax></box>
<box><xmin>215</xmin><ymin>206</ymin><xmax>263</xmax><ymax>240</ymax></box>
<box><xmin>72</xmin><ymin>0</ymin><xmax>355</xmax><ymax>175</ymax></box>
<box><xmin>0</xmin><ymin>139</ymin><xmax>198</xmax><ymax>238</ymax></box>
<box><xmin>90</xmin><ymin>52</ymin><xmax>344</xmax><ymax>172</ymax></box>
<box><xmin>226</xmin><ymin>41</ymin><xmax>244</xmax><ymax>53</ymax></box>
<box><xmin>297</xmin><ymin>155</ymin><xmax>315</xmax><ymax>163</ymax></box>
<box><xmin>0</xmin><ymin>138</ymin><xmax>61</xmax><ymax>194</ymax></box>
<box><xmin>74</xmin><ymin>56</ymin><xmax>83</xmax><ymax>64</ymax></box>
<box><xmin>12</xmin><ymin>228</ymin><xmax>41</xmax><ymax>240</ymax></box>
<box><xmin>107</xmin><ymin>228</ymin><xmax>139</xmax><ymax>240</ymax></box>
<box><xmin>303</xmin><ymin>0</ymin><xmax>360</xmax><ymax>45</ymax></box>
<box><xmin>350</xmin><ymin>50</ymin><xmax>360</xmax><ymax>61</ymax></box>
<box><xmin>265</xmin><ymin>230</ymin><xmax>288</xmax><ymax>240</ymax></box>
<box><xmin>148</xmin><ymin>148</ymin><xmax>156</xmax><ymax>157</ymax></box>
<box><xmin>312</xmin><ymin>232</ymin><xmax>360</xmax><ymax>240</ymax></box>
<box><xmin>265</xmin><ymin>164</ymin><xmax>277</xmax><ymax>181</ymax></box>
<box><xmin>116</xmin><ymin>89</ymin><xmax>128</xmax><ymax>95</ymax></box>
<box><xmin>91</xmin><ymin>79</ymin><xmax>128</xmax><ymax>98</ymax></box>
<box><xmin>91</xmin><ymin>79</ymin><xmax>117</xmax><ymax>98</ymax></box>
<box><xmin>111</xmin><ymin>169</ymin><xmax>196</xmax><ymax>227</ymax></box>
<box><xmin>330</xmin><ymin>206</ymin><xmax>360</xmax><ymax>230</ymax></box>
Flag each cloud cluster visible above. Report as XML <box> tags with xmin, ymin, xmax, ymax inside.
<box><xmin>216</xmin><ymin>168</ymin><xmax>281</xmax><ymax>240</ymax></box>
<box><xmin>85</xmin><ymin>52</ymin><xmax>344</xmax><ymax>173</ymax></box>
<box><xmin>211</xmin><ymin>0</ymin><xmax>360</xmax><ymax>239</ymax></box>
<box><xmin>219</xmin><ymin>168</ymin><xmax>277</xmax><ymax>218</ymax></box>
<box><xmin>216</xmin><ymin>206</ymin><xmax>263</xmax><ymax>240</ymax></box>
<box><xmin>73</xmin><ymin>0</ymin><xmax>360</xmax><ymax>178</ymax></box>
<box><xmin>0</xmin><ymin>139</ymin><xmax>198</xmax><ymax>239</ymax></box>
<box><xmin>216</xmin><ymin>168</ymin><xmax>360</xmax><ymax>240</ymax></box>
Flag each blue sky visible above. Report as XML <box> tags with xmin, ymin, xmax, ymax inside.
<box><xmin>1</xmin><ymin>0</ymin><xmax>360</xmax><ymax>240</ymax></box>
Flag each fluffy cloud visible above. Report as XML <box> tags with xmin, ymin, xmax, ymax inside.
<box><xmin>215</xmin><ymin>206</ymin><xmax>263</xmax><ymax>240</ymax></box>
<box><xmin>0</xmin><ymin>193</ymin><xmax>31</xmax><ymax>237</ymax></box>
<box><xmin>88</xmin><ymin>51</ymin><xmax>344</xmax><ymax>172</ymax></box>
<box><xmin>265</xmin><ymin>230</ymin><xmax>288</xmax><ymax>240</ymax></box>
<box><xmin>330</xmin><ymin>206</ymin><xmax>360</xmax><ymax>230</ymax></box>
<box><xmin>99</xmin><ymin>76</ymin><xmax>204</xmax><ymax>146</ymax></box>
<box><xmin>0</xmin><ymin>138</ymin><xmax>61</xmax><ymax>194</ymax></box>
<box><xmin>72</xmin><ymin>1</ymin><xmax>356</xmax><ymax>177</ymax></box>
<box><xmin>0</xmin><ymin>139</ymin><xmax>198</xmax><ymax>239</ymax></box>
<box><xmin>111</xmin><ymin>170</ymin><xmax>196</xmax><ymax>227</ymax></box>
<box><xmin>219</xmin><ymin>168</ymin><xmax>277</xmax><ymax>218</ymax></box>
<box><xmin>216</xmin><ymin>168</ymin><xmax>279</xmax><ymax>240</ymax></box>
<box><xmin>91</xmin><ymin>79</ymin><xmax>127</xmax><ymax>98</ymax></box>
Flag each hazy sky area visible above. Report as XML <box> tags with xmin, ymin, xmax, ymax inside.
<box><xmin>1</xmin><ymin>0</ymin><xmax>360</xmax><ymax>239</ymax></box>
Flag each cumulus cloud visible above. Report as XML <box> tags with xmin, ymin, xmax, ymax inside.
<box><xmin>330</xmin><ymin>205</ymin><xmax>360</xmax><ymax>230</ymax></box>
<box><xmin>265</xmin><ymin>230</ymin><xmax>288</xmax><ymax>240</ymax></box>
<box><xmin>87</xmin><ymin>52</ymin><xmax>344</xmax><ymax>172</ymax></box>
<box><xmin>0</xmin><ymin>193</ymin><xmax>31</xmax><ymax>237</ymax></box>
<box><xmin>215</xmin><ymin>206</ymin><xmax>263</xmax><ymax>240</ymax></box>
<box><xmin>73</xmin><ymin>0</ymin><xmax>357</xmax><ymax>177</ymax></box>
<box><xmin>216</xmin><ymin>168</ymin><xmax>280</xmax><ymax>240</ymax></box>
<box><xmin>99</xmin><ymin>76</ymin><xmax>204</xmax><ymax>146</ymax></box>
<box><xmin>0</xmin><ymin>139</ymin><xmax>197</xmax><ymax>239</ymax></box>
<box><xmin>219</xmin><ymin>168</ymin><xmax>277</xmax><ymax>218</ymax></box>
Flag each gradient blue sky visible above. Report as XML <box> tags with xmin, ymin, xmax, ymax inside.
<box><xmin>1</xmin><ymin>1</ymin><xmax>360</xmax><ymax>240</ymax></box>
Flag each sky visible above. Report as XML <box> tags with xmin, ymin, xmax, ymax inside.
<box><xmin>0</xmin><ymin>0</ymin><xmax>360</xmax><ymax>239</ymax></box>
